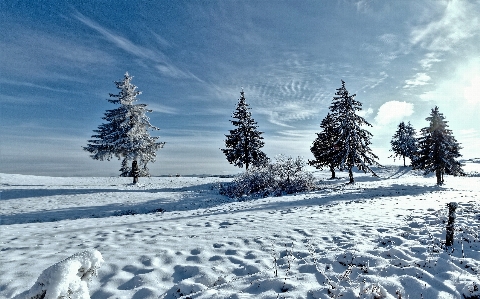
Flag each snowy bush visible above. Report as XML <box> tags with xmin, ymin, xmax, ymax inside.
<box><xmin>220</xmin><ymin>155</ymin><xmax>315</xmax><ymax>198</ymax></box>
<box><xmin>462</xmin><ymin>281</ymin><xmax>480</xmax><ymax>299</ymax></box>
<box><xmin>18</xmin><ymin>249</ymin><xmax>103</xmax><ymax>299</ymax></box>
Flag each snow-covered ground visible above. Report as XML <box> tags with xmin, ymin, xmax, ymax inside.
<box><xmin>1</xmin><ymin>165</ymin><xmax>479</xmax><ymax>299</ymax></box>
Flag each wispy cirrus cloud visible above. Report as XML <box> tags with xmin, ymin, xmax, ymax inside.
<box><xmin>146</xmin><ymin>103</ymin><xmax>179</xmax><ymax>115</ymax></box>
<box><xmin>206</xmin><ymin>53</ymin><xmax>335</xmax><ymax>128</ymax></box>
<box><xmin>209</xmin><ymin>49</ymin><xmax>393</xmax><ymax>129</ymax></box>
<box><xmin>419</xmin><ymin>52</ymin><xmax>442</xmax><ymax>71</ymax></box>
<box><xmin>74</xmin><ymin>12</ymin><xmax>202</xmax><ymax>81</ymax></box>
<box><xmin>403</xmin><ymin>0</ymin><xmax>479</xmax><ymax>90</ymax></box>
<box><xmin>258</xmin><ymin>101</ymin><xmax>321</xmax><ymax>128</ymax></box>
<box><xmin>410</xmin><ymin>0</ymin><xmax>479</xmax><ymax>52</ymax></box>
<box><xmin>360</xmin><ymin>71</ymin><xmax>389</xmax><ymax>91</ymax></box>
<box><xmin>376</xmin><ymin>33</ymin><xmax>409</xmax><ymax>65</ymax></box>
<box><xmin>0</xmin><ymin>23</ymin><xmax>113</xmax><ymax>81</ymax></box>
<box><xmin>0</xmin><ymin>79</ymin><xmax>82</xmax><ymax>94</ymax></box>
<box><xmin>403</xmin><ymin>73</ymin><xmax>431</xmax><ymax>88</ymax></box>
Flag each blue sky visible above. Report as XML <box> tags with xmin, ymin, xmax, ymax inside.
<box><xmin>1</xmin><ymin>0</ymin><xmax>479</xmax><ymax>176</ymax></box>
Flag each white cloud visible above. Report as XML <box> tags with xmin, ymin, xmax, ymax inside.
<box><xmin>374</xmin><ymin>101</ymin><xmax>414</xmax><ymax>126</ymax></box>
<box><xmin>419</xmin><ymin>53</ymin><xmax>442</xmax><ymax>70</ymax></box>
<box><xmin>358</xmin><ymin>107</ymin><xmax>374</xmax><ymax>118</ymax></box>
<box><xmin>404</xmin><ymin>73</ymin><xmax>431</xmax><ymax>88</ymax></box>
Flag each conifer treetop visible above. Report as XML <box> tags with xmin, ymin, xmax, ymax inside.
<box><xmin>108</xmin><ymin>72</ymin><xmax>140</xmax><ymax>105</ymax></box>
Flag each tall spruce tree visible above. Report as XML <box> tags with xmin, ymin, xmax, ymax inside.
<box><xmin>411</xmin><ymin>106</ymin><xmax>463</xmax><ymax>185</ymax></box>
<box><xmin>328</xmin><ymin>80</ymin><xmax>380</xmax><ymax>183</ymax></box>
<box><xmin>309</xmin><ymin>113</ymin><xmax>341</xmax><ymax>179</ymax></box>
<box><xmin>389</xmin><ymin>121</ymin><xmax>418</xmax><ymax>166</ymax></box>
<box><xmin>222</xmin><ymin>90</ymin><xmax>268</xmax><ymax>170</ymax></box>
<box><xmin>84</xmin><ymin>72</ymin><xmax>165</xmax><ymax>179</ymax></box>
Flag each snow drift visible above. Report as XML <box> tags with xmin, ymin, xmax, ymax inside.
<box><xmin>16</xmin><ymin>249</ymin><xmax>103</xmax><ymax>299</ymax></box>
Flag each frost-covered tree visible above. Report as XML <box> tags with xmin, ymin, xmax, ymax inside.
<box><xmin>328</xmin><ymin>80</ymin><xmax>380</xmax><ymax>183</ymax></box>
<box><xmin>84</xmin><ymin>72</ymin><xmax>165</xmax><ymax>179</ymax></box>
<box><xmin>309</xmin><ymin>113</ymin><xmax>341</xmax><ymax>179</ymax></box>
<box><xmin>389</xmin><ymin>121</ymin><xmax>418</xmax><ymax>166</ymax></box>
<box><xmin>222</xmin><ymin>90</ymin><xmax>268</xmax><ymax>170</ymax></box>
<box><xmin>411</xmin><ymin>106</ymin><xmax>463</xmax><ymax>185</ymax></box>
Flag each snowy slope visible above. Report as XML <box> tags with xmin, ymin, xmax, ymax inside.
<box><xmin>1</xmin><ymin>166</ymin><xmax>479</xmax><ymax>299</ymax></box>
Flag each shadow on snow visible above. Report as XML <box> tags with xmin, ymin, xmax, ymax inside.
<box><xmin>0</xmin><ymin>178</ymin><xmax>442</xmax><ymax>226</ymax></box>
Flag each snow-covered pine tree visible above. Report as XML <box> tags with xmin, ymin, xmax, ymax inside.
<box><xmin>389</xmin><ymin>121</ymin><xmax>418</xmax><ymax>167</ymax></box>
<box><xmin>329</xmin><ymin>80</ymin><xmax>380</xmax><ymax>183</ymax></box>
<box><xmin>222</xmin><ymin>90</ymin><xmax>268</xmax><ymax>170</ymax></box>
<box><xmin>309</xmin><ymin>113</ymin><xmax>341</xmax><ymax>179</ymax></box>
<box><xmin>411</xmin><ymin>106</ymin><xmax>463</xmax><ymax>185</ymax></box>
<box><xmin>84</xmin><ymin>72</ymin><xmax>165</xmax><ymax>179</ymax></box>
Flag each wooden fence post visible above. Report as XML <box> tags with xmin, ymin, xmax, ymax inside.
<box><xmin>446</xmin><ymin>202</ymin><xmax>458</xmax><ymax>247</ymax></box>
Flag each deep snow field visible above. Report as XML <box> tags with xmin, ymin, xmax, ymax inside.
<box><xmin>1</xmin><ymin>163</ymin><xmax>480</xmax><ymax>299</ymax></box>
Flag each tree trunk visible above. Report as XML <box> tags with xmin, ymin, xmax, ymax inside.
<box><xmin>330</xmin><ymin>166</ymin><xmax>336</xmax><ymax>179</ymax></box>
<box><xmin>348</xmin><ymin>168</ymin><xmax>354</xmax><ymax>184</ymax></box>
<box><xmin>132</xmin><ymin>160</ymin><xmax>139</xmax><ymax>184</ymax></box>
<box><xmin>445</xmin><ymin>202</ymin><xmax>458</xmax><ymax>247</ymax></box>
<box><xmin>436</xmin><ymin>168</ymin><xmax>442</xmax><ymax>185</ymax></box>
<box><xmin>403</xmin><ymin>155</ymin><xmax>406</xmax><ymax>167</ymax></box>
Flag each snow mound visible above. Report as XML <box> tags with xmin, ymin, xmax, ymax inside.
<box><xmin>17</xmin><ymin>249</ymin><xmax>103</xmax><ymax>299</ymax></box>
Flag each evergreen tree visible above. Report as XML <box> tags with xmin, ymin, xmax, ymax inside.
<box><xmin>389</xmin><ymin>121</ymin><xmax>418</xmax><ymax>166</ymax></box>
<box><xmin>411</xmin><ymin>106</ymin><xmax>463</xmax><ymax>185</ymax></box>
<box><xmin>84</xmin><ymin>72</ymin><xmax>165</xmax><ymax>179</ymax></box>
<box><xmin>309</xmin><ymin>113</ymin><xmax>341</xmax><ymax>179</ymax></box>
<box><xmin>222</xmin><ymin>90</ymin><xmax>268</xmax><ymax>170</ymax></box>
<box><xmin>328</xmin><ymin>80</ymin><xmax>380</xmax><ymax>183</ymax></box>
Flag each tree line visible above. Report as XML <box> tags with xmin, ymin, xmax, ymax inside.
<box><xmin>85</xmin><ymin>73</ymin><xmax>463</xmax><ymax>185</ymax></box>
